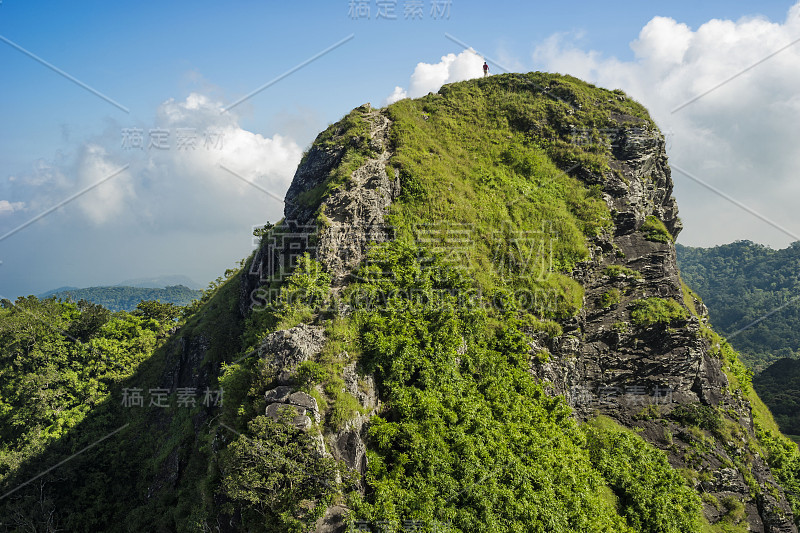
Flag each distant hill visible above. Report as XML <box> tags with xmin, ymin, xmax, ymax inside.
<box><xmin>114</xmin><ymin>275</ymin><xmax>202</xmax><ymax>290</ymax></box>
<box><xmin>43</xmin><ymin>284</ymin><xmax>202</xmax><ymax>312</ymax></box>
<box><xmin>38</xmin><ymin>286</ymin><xmax>80</xmax><ymax>298</ymax></box>
<box><xmin>676</xmin><ymin>241</ymin><xmax>800</xmax><ymax>440</ymax></box>
<box><xmin>676</xmin><ymin>240</ymin><xmax>800</xmax><ymax>371</ymax></box>
<box><xmin>754</xmin><ymin>358</ymin><xmax>800</xmax><ymax>438</ymax></box>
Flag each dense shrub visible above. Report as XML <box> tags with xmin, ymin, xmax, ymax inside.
<box><xmin>219</xmin><ymin>413</ymin><xmax>342</xmax><ymax>532</ymax></box>
<box><xmin>641</xmin><ymin>215</ymin><xmax>673</xmax><ymax>243</ymax></box>
<box><xmin>582</xmin><ymin>417</ymin><xmax>703</xmax><ymax>533</ymax></box>
<box><xmin>671</xmin><ymin>403</ymin><xmax>722</xmax><ymax>432</ymax></box>
<box><xmin>630</xmin><ymin>297</ymin><xmax>688</xmax><ymax>327</ymax></box>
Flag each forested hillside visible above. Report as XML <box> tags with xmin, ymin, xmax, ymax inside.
<box><xmin>43</xmin><ymin>285</ymin><xmax>202</xmax><ymax>312</ymax></box>
<box><xmin>676</xmin><ymin>241</ymin><xmax>800</xmax><ymax>441</ymax></box>
<box><xmin>676</xmin><ymin>240</ymin><xmax>800</xmax><ymax>371</ymax></box>
<box><xmin>0</xmin><ymin>297</ymin><xmax>182</xmax><ymax>528</ymax></box>
<box><xmin>754</xmin><ymin>358</ymin><xmax>800</xmax><ymax>439</ymax></box>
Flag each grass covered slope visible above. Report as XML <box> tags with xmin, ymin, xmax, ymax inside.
<box><xmin>221</xmin><ymin>73</ymin><xmax>712</xmax><ymax>530</ymax></box>
<box><xmin>338</xmin><ymin>244</ymin><xmax>702</xmax><ymax>531</ymax></box>
<box><xmin>185</xmin><ymin>73</ymin><xmax>710</xmax><ymax>530</ymax></box>
<box><xmin>381</xmin><ymin>73</ymin><xmax>650</xmax><ymax>317</ymax></box>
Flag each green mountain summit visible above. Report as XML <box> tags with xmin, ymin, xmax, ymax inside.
<box><xmin>2</xmin><ymin>73</ymin><xmax>799</xmax><ymax>532</ymax></box>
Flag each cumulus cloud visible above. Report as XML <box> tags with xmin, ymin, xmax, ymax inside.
<box><xmin>0</xmin><ymin>200</ymin><xmax>24</xmax><ymax>215</ymax></box>
<box><xmin>532</xmin><ymin>4</ymin><xmax>800</xmax><ymax>248</ymax></box>
<box><xmin>131</xmin><ymin>93</ymin><xmax>302</xmax><ymax>231</ymax></box>
<box><xmin>4</xmin><ymin>92</ymin><xmax>303</xmax><ymax>233</ymax></box>
<box><xmin>0</xmin><ymin>90</ymin><xmax>305</xmax><ymax>296</ymax></box>
<box><xmin>75</xmin><ymin>144</ymin><xmax>134</xmax><ymax>224</ymax></box>
<box><xmin>385</xmin><ymin>49</ymin><xmax>485</xmax><ymax>104</ymax></box>
<box><xmin>385</xmin><ymin>86</ymin><xmax>408</xmax><ymax>105</ymax></box>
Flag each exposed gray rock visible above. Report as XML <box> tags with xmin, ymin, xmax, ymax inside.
<box><xmin>263</xmin><ymin>389</ymin><xmax>320</xmax><ymax>426</ymax></box>
<box><xmin>288</xmin><ymin>391</ymin><xmax>320</xmax><ymax>423</ymax></box>
<box><xmin>242</xmin><ymin>100</ymin><xmax>796</xmax><ymax>531</ymax></box>
<box><xmin>314</xmin><ymin>110</ymin><xmax>399</xmax><ymax>285</ymax></box>
<box><xmin>310</xmin><ymin>433</ymin><xmax>327</xmax><ymax>457</ymax></box>
<box><xmin>265</xmin><ymin>402</ymin><xmax>312</xmax><ymax>430</ymax></box>
<box><xmin>342</xmin><ymin>361</ymin><xmax>377</xmax><ymax>410</ymax></box>
<box><xmin>528</xmin><ymin>121</ymin><xmax>797</xmax><ymax>531</ymax></box>
<box><xmin>315</xmin><ymin>504</ymin><xmax>349</xmax><ymax>533</ymax></box>
<box><xmin>321</xmin><ymin>362</ymin><xmax>377</xmax><ymax>495</ymax></box>
<box><xmin>702</xmin><ymin>467</ymin><xmax>743</xmax><ymax>493</ymax></box>
<box><xmin>240</xmin><ymin>106</ymin><xmax>400</xmax><ymax>313</ymax></box>
<box><xmin>328</xmin><ymin>416</ymin><xmax>369</xmax><ymax>490</ymax></box>
<box><xmin>259</xmin><ymin>324</ymin><xmax>326</xmax><ymax>383</ymax></box>
<box><xmin>264</xmin><ymin>385</ymin><xmax>293</xmax><ymax>403</ymax></box>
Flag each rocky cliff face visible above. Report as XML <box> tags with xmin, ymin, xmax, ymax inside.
<box><xmin>242</xmin><ymin>104</ymin><xmax>399</xmax><ymax>315</ymax></box>
<box><xmin>533</xmin><ymin>124</ymin><xmax>797</xmax><ymax>532</ymax></box>
<box><xmin>236</xmin><ymin>75</ymin><xmax>798</xmax><ymax>532</ymax></box>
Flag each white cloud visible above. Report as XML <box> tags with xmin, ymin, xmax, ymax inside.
<box><xmin>0</xmin><ymin>90</ymin><xmax>305</xmax><ymax>296</ymax></box>
<box><xmin>75</xmin><ymin>144</ymin><xmax>134</xmax><ymax>224</ymax></box>
<box><xmin>385</xmin><ymin>86</ymin><xmax>408</xmax><ymax>105</ymax></box>
<box><xmin>532</xmin><ymin>4</ymin><xmax>800</xmax><ymax>248</ymax></box>
<box><xmin>0</xmin><ymin>200</ymin><xmax>24</xmax><ymax>215</ymax></box>
<box><xmin>7</xmin><ymin>92</ymin><xmax>303</xmax><ymax>232</ymax></box>
<box><xmin>385</xmin><ymin>49</ymin><xmax>485</xmax><ymax>104</ymax></box>
<box><xmin>132</xmin><ymin>93</ymin><xmax>302</xmax><ymax>231</ymax></box>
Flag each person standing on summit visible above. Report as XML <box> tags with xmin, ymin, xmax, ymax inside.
<box><xmin>483</xmin><ymin>61</ymin><xmax>489</xmax><ymax>77</ymax></box>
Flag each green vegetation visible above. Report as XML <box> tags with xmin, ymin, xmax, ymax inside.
<box><xmin>45</xmin><ymin>284</ymin><xmax>202</xmax><ymax>312</ymax></box>
<box><xmin>671</xmin><ymin>403</ymin><xmax>723</xmax><ymax>432</ymax></box>
<box><xmin>630</xmin><ymin>297</ymin><xmax>689</xmax><ymax>328</ymax></box>
<box><xmin>598</xmin><ymin>288</ymin><xmax>622</xmax><ymax>308</ymax></box>
<box><xmin>344</xmin><ymin>242</ymin><xmax>699</xmax><ymax>531</ymax></box>
<box><xmin>641</xmin><ymin>215</ymin><xmax>674</xmax><ymax>243</ymax></box>
<box><xmin>219</xmin><ymin>412</ymin><xmax>342</xmax><ymax>531</ymax></box>
<box><xmin>582</xmin><ymin>416</ymin><xmax>703</xmax><ymax>533</ymax></box>
<box><xmin>701</xmin><ymin>324</ymin><xmax>800</xmax><ymax>525</ymax></box>
<box><xmin>0</xmin><ymin>297</ymin><xmax>173</xmax><ymax>462</ymax></box>
<box><xmin>296</xmin><ymin>108</ymin><xmax>376</xmax><ymax>211</ymax></box>
<box><xmin>753</xmin><ymin>358</ymin><xmax>800</xmax><ymax>436</ymax></box>
<box><xmin>756</xmin><ymin>422</ymin><xmax>800</xmax><ymax>524</ymax></box>
<box><xmin>676</xmin><ymin>240</ymin><xmax>800</xmax><ymax>370</ymax></box>
<box><xmin>1</xmin><ymin>73</ymin><xmax>796</xmax><ymax>531</ymax></box>
<box><xmin>0</xmin><ymin>296</ymin><xmax>182</xmax><ymax>530</ymax></box>
<box><xmin>0</xmin><ymin>265</ymin><xmax>254</xmax><ymax>532</ymax></box>
<box><xmin>382</xmin><ymin>72</ymin><xmax>650</xmax><ymax>318</ymax></box>
<box><xmin>677</xmin><ymin>240</ymin><xmax>800</xmax><ymax>442</ymax></box>
<box><xmin>604</xmin><ymin>264</ymin><xmax>643</xmax><ymax>280</ymax></box>
<box><xmin>681</xmin><ymin>281</ymin><xmax>702</xmax><ymax>317</ymax></box>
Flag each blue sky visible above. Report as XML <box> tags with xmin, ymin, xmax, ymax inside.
<box><xmin>1</xmin><ymin>0</ymin><xmax>799</xmax><ymax>297</ymax></box>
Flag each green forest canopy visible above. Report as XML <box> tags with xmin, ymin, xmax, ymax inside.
<box><xmin>676</xmin><ymin>240</ymin><xmax>800</xmax><ymax>371</ymax></box>
<box><xmin>44</xmin><ymin>284</ymin><xmax>202</xmax><ymax>312</ymax></box>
